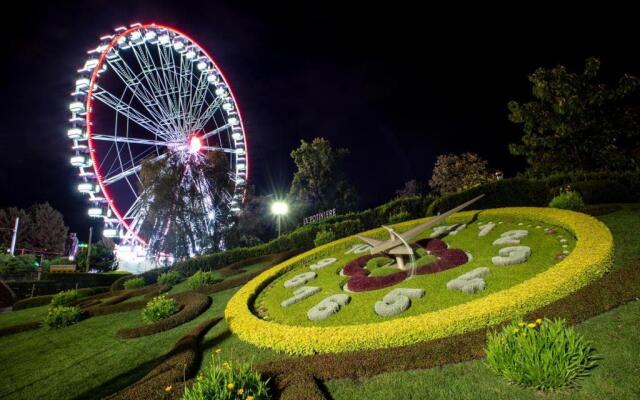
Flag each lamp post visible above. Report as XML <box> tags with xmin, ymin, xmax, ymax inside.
<box><xmin>271</xmin><ymin>201</ymin><xmax>289</xmax><ymax>237</ymax></box>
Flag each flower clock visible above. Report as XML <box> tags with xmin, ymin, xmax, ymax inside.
<box><xmin>225</xmin><ymin>206</ymin><xmax>613</xmax><ymax>355</ymax></box>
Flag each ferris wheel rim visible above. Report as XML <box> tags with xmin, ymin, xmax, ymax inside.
<box><xmin>81</xmin><ymin>22</ymin><xmax>250</xmax><ymax>246</ymax></box>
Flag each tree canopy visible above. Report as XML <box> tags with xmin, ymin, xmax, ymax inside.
<box><xmin>0</xmin><ymin>203</ymin><xmax>68</xmax><ymax>254</ymax></box>
<box><xmin>289</xmin><ymin>137</ymin><xmax>357</xmax><ymax>216</ymax></box>
<box><xmin>508</xmin><ymin>57</ymin><xmax>640</xmax><ymax>175</ymax></box>
<box><xmin>429</xmin><ymin>152</ymin><xmax>495</xmax><ymax>194</ymax></box>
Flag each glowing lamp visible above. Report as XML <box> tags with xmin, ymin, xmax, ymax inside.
<box><xmin>189</xmin><ymin>136</ymin><xmax>202</xmax><ymax>153</ymax></box>
<box><xmin>271</xmin><ymin>201</ymin><xmax>289</xmax><ymax>216</ymax></box>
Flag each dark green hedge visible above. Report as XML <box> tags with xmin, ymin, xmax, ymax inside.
<box><xmin>12</xmin><ymin>286</ymin><xmax>110</xmax><ymax>310</ymax></box>
<box><xmin>7</xmin><ymin>273</ymin><xmax>123</xmax><ymax>300</ymax></box>
<box><xmin>428</xmin><ymin>171</ymin><xmax>640</xmax><ymax>215</ymax></box>
<box><xmin>106</xmin><ymin>318</ymin><xmax>221</xmax><ymax>400</ymax></box>
<box><xmin>116</xmin><ymin>292</ymin><xmax>211</xmax><ymax>339</ymax></box>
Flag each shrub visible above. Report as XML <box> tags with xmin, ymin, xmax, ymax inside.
<box><xmin>123</xmin><ymin>277</ymin><xmax>146</xmax><ymax>290</ymax></box>
<box><xmin>182</xmin><ymin>354</ymin><xmax>271</xmax><ymax>400</ymax></box>
<box><xmin>485</xmin><ymin>318</ymin><xmax>598</xmax><ymax>389</ymax></box>
<box><xmin>365</xmin><ymin>257</ymin><xmax>392</xmax><ymax>269</ymax></box>
<box><xmin>157</xmin><ymin>270</ymin><xmax>184</xmax><ymax>285</ymax></box>
<box><xmin>0</xmin><ymin>254</ymin><xmax>38</xmax><ymax>273</ymax></box>
<box><xmin>388</xmin><ymin>210</ymin><xmax>410</xmax><ymax>224</ymax></box>
<box><xmin>549</xmin><ymin>191</ymin><xmax>585</xmax><ymax>210</ymax></box>
<box><xmin>141</xmin><ymin>295</ymin><xmax>180</xmax><ymax>324</ymax></box>
<box><xmin>51</xmin><ymin>289</ymin><xmax>80</xmax><ymax>307</ymax></box>
<box><xmin>43</xmin><ymin>306</ymin><xmax>82</xmax><ymax>329</ymax></box>
<box><xmin>187</xmin><ymin>271</ymin><xmax>220</xmax><ymax>290</ymax></box>
<box><xmin>313</xmin><ymin>229</ymin><xmax>336</xmax><ymax>247</ymax></box>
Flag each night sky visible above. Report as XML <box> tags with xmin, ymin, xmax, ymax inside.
<box><xmin>0</xmin><ymin>2</ymin><xmax>638</xmax><ymax>238</ymax></box>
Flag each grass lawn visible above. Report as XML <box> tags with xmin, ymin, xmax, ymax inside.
<box><xmin>255</xmin><ymin>215</ymin><xmax>576</xmax><ymax>326</ymax></box>
<box><xmin>325</xmin><ymin>299</ymin><xmax>640</xmax><ymax>400</ymax></box>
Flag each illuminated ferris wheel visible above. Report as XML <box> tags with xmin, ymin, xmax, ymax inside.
<box><xmin>67</xmin><ymin>22</ymin><xmax>248</xmax><ymax>250</ymax></box>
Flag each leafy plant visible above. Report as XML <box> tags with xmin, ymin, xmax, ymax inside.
<box><xmin>388</xmin><ymin>210</ymin><xmax>411</xmax><ymax>224</ymax></box>
<box><xmin>549</xmin><ymin>191</ymin><xmax>585</xmax><ymax>210</ymax></box>
<box><xmin>313</xmin><ymin>229</ymin><xmax>336</xmax><ymax>247</ymax></box>
<box><xmin>182</xmin><ymin>353</ymin><xmax>270</xmax><ymax>400</ymax></box>
<box><xmin>157</xmin><ymin>270</ymin><xmax>184</xmax><ymax>285</ymax></box>
<box><xmin>123</xmin><ymin>277</ymin><xmax>146</xmax><ymax>290</ymax></box>
<box><xmin>51</xmin><ymin>289</ymin><xmax>80</xmax><ymax>307</ymax></box>
<box><xmin>141</xmin><ymin>295</ymin><xmax>180</xmax><ymax>324</ymax></box>
<box><xmin>43</xmin><ymin>306</ymin><xmax>82</xmax><ymax>329</ymax></box>
<box><xmin>485</xmin><ymin>318</ymin><xmax>598</xmax><ymax>389</ymax></box>
<box><xmin>186</xmin><ymin>270</ymin><xmax>219</xmax><ymax>289</ymax></box>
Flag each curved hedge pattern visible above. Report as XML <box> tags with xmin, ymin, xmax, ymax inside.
<box><xmin>116</xmin><ymin>292</ymin><xmax>211</xmax><ymax>339</ymax></box>
<box><xmin>225</xmin><ymin>207</ymin><xmax>614</xmax><ymax>355</ymax></box>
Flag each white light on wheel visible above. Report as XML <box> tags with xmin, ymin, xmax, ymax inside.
<box><xmin>197</xmin><ymin>61</ymin><xmax>208</xmax><ymax>71</ymax></box>
<box><xmin>228</xmin><ymin>117</ymin><xmax>239</xmax><ymax>126</ymax></box>
<box><xmin>207</xmin><ymin>74</ymin><xmax>219</xmax><ymax>83</ymax></box>
<box><xmin>78</xmin><ymin>183</ymin><xmax>96</xmax><ymax>193</ymax></box>
<box><xmin>69</xmin><ymin>101</ymin><xmax>85</xmax><ymax>113</ymax></box>
<box><xmin>232</xmin><ymin>132</ymin><xmax>243</xmax><ymax>140</ymax></box>
<box><xmin>88</xmin><ymin>208</ymin><xmax>103</xmax><ymax>217</ymax></box>
<box><xmin>103</xmin><ymin>228</ymin><xmax>117</xmax><ymax>238</ymax></box>
<box><xmin>144</xmin><ymin>30</ymin><xmax>156</xmax><ymax>40</ymax></box>
<box><xmin>67</xmin><ymin>128</ymin><xmax>83</xmax><ymax>139</ymax></box>
<box><xmin>158</xmin><ymin>34</ymin><xmax>170</xmax><ymax>45</ymax></box>
<box><xmin>185</xmin><ymin>50</ymin><xmax>196</xmax><ymax>59</ymax></box>
<box><xmin>70</xmin><ymin>155</ymin><xmax>87</xmax><ymax>166</ymax></box>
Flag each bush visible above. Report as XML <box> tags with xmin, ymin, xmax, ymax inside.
<box><xmin>123</xmin><ymin>277</ymin><xmax>146</xmax><ymax>290</ymax></box>
<box><xmin>313</xmin><ymin>230</ymin><xmax>336</xmax><ymax>247</ymax></box>
<box><xmin>549</xmin><ymin>191</ymin><xmax>585</xmax><ymax>210</ymax></box>
<box><xmin>51</xmin><ymin>289</ymin><xmax>80</xmax><ymax>307</ymax></box>
<box><xmin>0</xmin><ymin>254</ymin><xmax>38</xmax><ymax>273</ymax></box>
<box><xmin>388</xmin><ymin>210</ymin><xmax>410</xmax><ymax>224</ymax></box>
<box><xmin>142</xmin><ymin>295</ymin><xmax>180</xmax><ymax>324</ymax></box>
<box><xmin>157</xmin><ymin>271</ymin><xmax>184</xmax><ymax>285</ymax></box>
<box><xmin>187</xmin><ymin>271</ymin><xmax>220</xmax><ymax>290</ymax></box>
<box><xmin>485</xmin><ymin>318</ymin><xmax>598</xmax><ymax>389</ymax></box>
<box><xmin>43</xmin><ymin>306</ymin><xmax>82</xmax><ymax>329</ymax></box>
<box><xmin>365</xmin><ymin>257</ymin><xmax>392</xmax><ymax>269</ymax></box>
<box><xmin>183</xmin><ymin>353</ymin><xmax>271</xmax><ymax>400</ymax></box>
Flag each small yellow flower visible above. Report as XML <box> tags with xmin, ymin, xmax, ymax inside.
<box><xmin>197</xmin><ymin>373</ymin><xmax>204</xmax><ymax>381</ymax></box>
<box><xmin>247</xmin><ymin>396</ymin><xmax>254</xmax><ymax>400</ymax></box>
<box><xmin>222</xmin><ymin>361</ymin><xmax>230</xmax><ymax>369</ymax></box>
<box><xmin>536</xmin><ymin>318</ymin><xmax>543</xmax><ymax>324</ymax></box>
<box><xmin>164</xmin><ymin>385</ymin><xmax>172</xmax><ymax>393</ymax></box>
<box><xmin>527</xmin><ymin>323</ymin><xmax>536</xmax><ymax>328</ymax></box>
<box><xmin>512</xmin><ymin>328</ymin><xmax>519</xmax><ymax>333</ymax></box>
<box><xmin>518</xmin><ymin>322</ymin><xmax>526</xmax><ymax>327</ymax></box>
<box><xmin>227</xmin><ymin>383</ymin><xmax>235</xmax><ymax>390</ymax></box>
<box><xmin>215</xmin><ymin>348</ymin><xmax>222</xmax><ymax>354</ymax></box>
<box><xmin>237</xmin><ymin>388</ymin><xmax>244</xmax><ymax>395</ymax></box>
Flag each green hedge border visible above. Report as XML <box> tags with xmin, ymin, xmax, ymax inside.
<box><xmin>12</xmin><ymin>286</ymin><xmax>110</xmax><ymax>310</ymax></box>
<box><xmin>116</xmin><ymin>292</ymin><xmax>211</xmax><ymax>339</ymax></box>
<box><xmin>106</xmin><ymin>318</ymin><xmax>221</xmax><ymax>400</ymax></box>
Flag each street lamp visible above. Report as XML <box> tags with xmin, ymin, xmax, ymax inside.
<box><xmin>271</xmin><ymin>201</ymin><xmax>289</xmax><ymax>237</ymax></box>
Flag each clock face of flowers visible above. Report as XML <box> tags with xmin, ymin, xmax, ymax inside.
<box><xmin>252</xmin><ymin>217</ymin><xmax>575</xmax><ymax>327</ymax></box>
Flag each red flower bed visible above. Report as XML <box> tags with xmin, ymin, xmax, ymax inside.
<box><xmin>342</xmin><ymin>255</ymin><xmax>377</xmax><ymax>277</ymax></box>
<box><xmin>346</xmin><ymin>271</ymin><xmax>409</xmax><ymax>292</ymax></box>
<box><xmin>416</xmin><ymin>249</ymin><xmax>467</xmax><ymax>275</ymax></box>
<box><xmin>341</xmin><ymin>240</ymin><xmax>468</xmax><ymax>291</ymax></box>
<box><xmin>416</xmin><ymin>238</ymin><xmax>448</xmax><ymax>255</ymax></box>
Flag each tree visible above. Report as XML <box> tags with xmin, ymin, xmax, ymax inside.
<box><xmin>508</xmin><ymin>58</ymin><xmax>640</xmax><ymax>175</ymax></box>
<box><xmin>24</xmin><ymin>203</ymin><xmax>68</xmax><ymax>253</ymax></box>
<box><xmin>429</xmin><ymin>152</ymin><xmax>494</xmax><ymax>194</ymax></box>
<box><xmin>76</xmin><ymin>238</ymin><xmax>117</xmax><ymax>272</ymax></box>
<box><xmin>137</xmin><ymin>151</ymin><xmax>233</xmax><ymax>258</ymax></box>
<box><xmin>225</xmin><ymin>188</ymin><xmax>275</xmax><ymax>249</ymax></box>
<box><xmin>396</xmin><ymin>179</ymin><xmax>428</xmax><ymax>198</ymax></box>
<box><xmin>289</xmin><ymin>137</ymin><xmax>358</xmax><ymax>215</ymax></box>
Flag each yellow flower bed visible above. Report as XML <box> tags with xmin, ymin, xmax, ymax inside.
<box><xmin>224</xmin><ymin>208</ymin><xmax>613</xmax><ymax>355</ymax></box>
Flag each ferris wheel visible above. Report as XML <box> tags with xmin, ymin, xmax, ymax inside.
<box><xmin>67</xmin><ymin>22</ymin><xmax>248</xmax><ymax>251</ymax></box>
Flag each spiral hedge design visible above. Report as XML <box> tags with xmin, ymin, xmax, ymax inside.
<box><xmin>225</xmin><ymin>208</ymin><xmax>614</xmax><ymax>355</ymax></box>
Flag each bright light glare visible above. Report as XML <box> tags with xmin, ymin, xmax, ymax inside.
<box><xmin>271</xmin><ymin>201</ymin><xmax>289</xmax><ymax>215</ymax></box>
<box><xmin>189</xmin><ymin>136</ymin><xmax>202</xmax><ymax>153</ymax></box>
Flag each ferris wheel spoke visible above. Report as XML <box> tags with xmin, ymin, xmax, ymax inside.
<box><xmin>186</xmin><ymin>72</ymin><xmax>209</xmax><ymax>132</ymax></box>
<box><xmin>102</xmin><ymin>152</ymin><xmax>167</xmax><ymax>186</ymax></box>
<box><xmin>201</xmin><ymin>146</ymin><xmax>237</xmax><ymax>153</ymax></box>
<box><xmin>131</xmin><ymin>43</ymin><xmax>184</xmax><ymax>134</ymax></box>
<box><xmin>92</xmin><ymin>134</ymin><xmax>174</xmax><ymax>147</ymax></box>
<box><xmin>92</xmin><ymin>85</ymin><xmax>171</xmax><ymax>140</ymax></box>
<box><xmin>106</xmin><ymin>55</ymin><xmax>175</xmax><ymax>131</ymax></box>
<box><xmin>201</xmin><ymin>123</ymin><xmax>231</xmax><ymax>140</ymax></box>
<box><xmin>190</xmin><ymin>97</ymin><xmax>224</xmax><ymax>133</ymax></box>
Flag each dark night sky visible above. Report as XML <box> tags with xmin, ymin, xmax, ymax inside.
<box><xmin>0</xmin><ymin>1</ymin><xmax>638</xmax><ymax>238</ymax></box>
